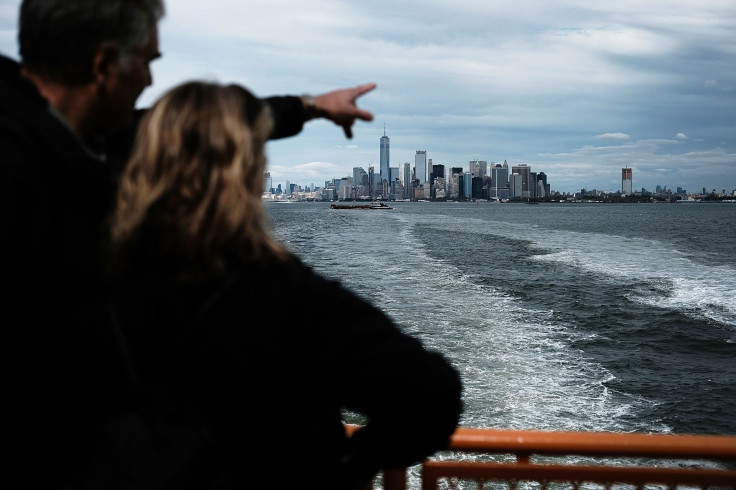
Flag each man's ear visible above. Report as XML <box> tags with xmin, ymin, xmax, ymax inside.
<box><xmin>92</xmin><ymin>43</ymin><xmax>120</xmax><ymax>87</ymax></box>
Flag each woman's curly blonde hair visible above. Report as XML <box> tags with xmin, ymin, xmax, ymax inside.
<box><xmin>109</xmin><ymin>81</ymin><xmax>290</xmax><ymax>282</ymax></box>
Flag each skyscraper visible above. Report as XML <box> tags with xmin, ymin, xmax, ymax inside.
<box><xmin>368</xmin><ymin>166</ymin><xmax>376</xmax><ymax>198</ymax></box>
<box><xmin>622</xmin><ymin>167</ymin><xmax>633</xmax><ymax>195</ymax></box>
<box><xmin>403</xmin><ymin>162</ymin><xmax>411</xmax><ymax>199</ymax></box>
<box><xmin>353</xmin><ymin>167</ymin><xmax>368</xmax><ymax>186</ymax></box>
<box><xmin>537</xmin><ymin>171</ymin><xmax>549</xmax><ymax>197</ymax></box>
<box><xmin>449</xmin><ymin>167</ymin><xmax>464</xmax><ymax>199</ymax></box>
<box><xmin>509</xmin><ymin>173</ymin><xmax>522</xmax><ymax>197</ymax></box>
<box><xmin>470</xmin><ymin>160</ymin><xmax>487</xmax><ymax>179</ymax></box>
<box><xmin>429</xmin><ymin>160</ymin><xmax>443</xmax><ymax>199</ymax></box>
<box><xmin>263</xmin><ymin>171</ymin><xmax>272</xmax><ymax>194</ymax></box>
<box><xmin>415</xmin><ymin>150</ymin><xmax>427</xmax><ymax>185</ymax></box>
<box><xmin>380</xmin><ymin>125</ymin><xmax>389</xmax><ymax>183</ymax></box>
<box><xmin>463</xmin><ymin>172</ymin><xmax>473</xmax><ymax>199</ymax></box>
<box><xmin>491</xmin><ymin>164</ymin><xmax>508</xmax><ymax>198</ymax></box>
<box><xmin>511</xmin><ymin>164</ymin><xmax>531</xmax><ymax>198</ymax></box>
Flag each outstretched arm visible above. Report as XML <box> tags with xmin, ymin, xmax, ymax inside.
<box><xmin>264</xmin><ymin>82</ymin><xmax>376</xmax><ymax>140</ymax></box>
<box><xmin>304</xmin><ymin>82</ymin><xmax>377</xmax><ymax>139</ymax></box>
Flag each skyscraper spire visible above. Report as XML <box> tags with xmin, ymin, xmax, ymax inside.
<box><xmin>380</xmin><ymin>125</ymin><xmax>390</xmax><ymax>187</ymax></box>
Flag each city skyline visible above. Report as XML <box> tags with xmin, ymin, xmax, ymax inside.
<box><xmin>271</xmin><ymin>134</ymin><xmax>731</xmax><ymax>198</ymax></box>
<box><xmin>1</xmin><ymin>1</ymin><xmax>733</xmax><ymax>193</ymax></box>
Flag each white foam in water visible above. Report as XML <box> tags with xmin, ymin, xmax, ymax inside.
<box><xmin>269</xmin><ymin>203</ymin><xmax>733</xmax><ymax>488</ymax></box>
<box><xmin>524</xmin><ymin>229</ymin><xmax>736</xmax><ymax>330</ymax></box>
<box><xmin>336</xmin><ymin>212</ymin><xmax>664</xmax><ymax>434</ymax></box>
<box><xmin>427</xmin><ymin>212</ymin><xmax>736</xmax><ymax>331</ymax></box>
<box><xmin>275</xmin><ymin>208</ymin><xmax>735</xmax><ymax>429</ymax></box>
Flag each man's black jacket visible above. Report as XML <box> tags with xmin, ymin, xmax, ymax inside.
<box><xmin>0</xmin><ymin>54</ymin><xmax>307</xmax><ymax>488</ymax></box>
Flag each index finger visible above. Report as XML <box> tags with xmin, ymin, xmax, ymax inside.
<box><xmin>351</xmin><ymin>82</ymin><xmax>377</xmax><ymax>99</ymax></box>
<box><xmin>353</xmin><ymin>108</ymin><xmax>374</xmax><ymax>122</ymax></box>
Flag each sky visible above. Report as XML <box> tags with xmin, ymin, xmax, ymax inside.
<box><xmin>1</xmin><ymin>0</ymin><xmax>734</xmax><ymax>194</ymax></box>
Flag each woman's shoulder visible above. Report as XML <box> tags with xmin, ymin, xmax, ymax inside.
<box><xmin>232</xmin><ymin>256</ymin><xmax>342</xmax><ymax>295</ymax></box>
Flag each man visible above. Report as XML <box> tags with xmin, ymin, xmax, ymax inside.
<box><xmin>0</xmin><ymin>0</ymin><xmax>375</xmax><ymax>487</ymax></box>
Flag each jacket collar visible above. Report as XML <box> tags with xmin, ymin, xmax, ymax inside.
<box><xmin>0</xmin><ymin>54</ymin><xmax>108</xmax><ymax>170</ymax></box>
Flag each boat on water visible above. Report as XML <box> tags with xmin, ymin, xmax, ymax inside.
<box><xmin>330</xmin><ymin>201</ymin><xmax>393</xmax><ymax>210</ymax></box>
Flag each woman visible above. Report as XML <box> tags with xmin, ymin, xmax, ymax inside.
<box><xmin>107</xmin><ymin>81</ymin><xmax>463</xmax><ymax>489</ymax></box>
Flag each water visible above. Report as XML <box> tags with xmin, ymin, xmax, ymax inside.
<box><xmin>266</xmin><ymin>201</ymin><xmax>736</xmax><ymax>436</ymax></box>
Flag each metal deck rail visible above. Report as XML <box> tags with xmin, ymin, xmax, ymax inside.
<box><xmin>346</xmin><ymin>425</ymin><xmax>736</xmax><ymax>490</ymax></box>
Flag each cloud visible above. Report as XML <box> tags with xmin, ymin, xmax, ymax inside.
<box><xmin>595</xmin><ymin>133</ymin><xmax>631</xmax><ymax>141</ymax></box>
<box><xmin>268</xmin><ymin>160</ymin><xmax>342</xmax><ymax>184</ymax></box>
<box><xmin>1</xmin><ymin>0</ymin><xmax>733</xmax><ymax>193</ymax></box>
<box><xmin>292</xmin><ymin>161</ymin><xmax>338</xmax><ymax>174</ymax></box>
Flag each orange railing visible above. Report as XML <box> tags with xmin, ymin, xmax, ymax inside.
<box><xmin>347</xmin><ymin>425</ymin><xmax>736</xmax><ymax>489</ymax></box>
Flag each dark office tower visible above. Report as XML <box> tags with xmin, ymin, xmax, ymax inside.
<box><xmin>429</xmin><ymin>163</ymin><xmax>445</xmax><ymax>199</ymax></box>
<box><xmin>452</xmin><ymin>166</ymin><xmax>463</xmax><ymax>186</ymax></box>
<box><xmin>511</xmin><ymin>164</ymin><xmax>531</xmax><ymax>198</ymax></box>
<box><xmin>537</xmin><ymin>172</ymin><xmax>549</xmax><ymax>197</ymax></box>
<box><xmin>368</xmin><ymin>165</ymin><xmax>376</xmax><ymax>198</ymax></box>
<box><xmin>537</xmin><ymin>172</ymin><xmax>547</xmax><ymax>189</ymax></box>
<box><xmin>471</xmin><ymin>176</ymin><xmax>484</xmax><ymax>199</ymax></box>
<box><xmin>380</xmin><ymin>125</ymin><xmax>390</xmax><ymax>184</ymax></box>
<box><xmin>622</xmin><ymin>167</ymin><xmax>633</xmax><ymax>195</ymax></box>
<box><xmin>415</xmin><ymin>150</ymin><xmax>427</xmax><ymax>185</ymax></box>
<box><xmin>491</xmin><ymin>164</ymin><xmax>508</xmax><ymax>197</ymax></box>
<box><xmin>402</xmin><ymin>162</ymin><xmax>411</xmax><ymax>198</ymax></box>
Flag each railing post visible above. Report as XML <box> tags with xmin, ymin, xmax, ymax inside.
<box><xmin>346</xmin><ymin>425</ymin><xmax>736</xmax><ymax>490</ymax></box>
<box><xmin>382</xmin><ymin>467</ymin><xmax>407</xmax><ymax>490</ymax></box>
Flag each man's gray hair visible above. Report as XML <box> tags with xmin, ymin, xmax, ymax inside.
<box><xmin>19</xmin><ymin>0</ymin><xmax>165</xmax><ymax>84</ymax></box>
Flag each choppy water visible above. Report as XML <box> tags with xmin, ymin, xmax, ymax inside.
<box><xmin>266</xmin><ymin>201</ymin><xmax>736</xmax><ymax>436</ymax></box>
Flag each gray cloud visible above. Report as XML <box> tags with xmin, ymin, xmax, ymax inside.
<box><xmin>596</xmin><ymin>133</ymin><xmax>631</xmax><ymax>141</ymax></box>
<box><xmin>1</xmin><ymin>0</ymin><xmax>733</xmax><ymax>193</ymax></box>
